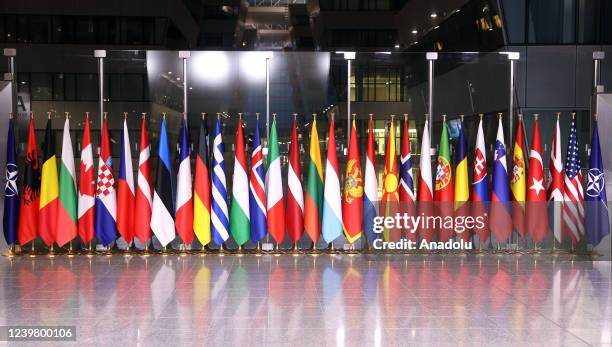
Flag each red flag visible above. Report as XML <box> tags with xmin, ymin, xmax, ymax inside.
<box><xmin>342</xmin><ymin>120</ymin><xmax>363</xmax><ymax>243</ymax></box>
<box><xmin>526</xmin><ymin>116</ymin><xmax>549</xmax><ymax>242</ymax></box>
<box><xmin>382</xmin><ymin>118</ymin><xmax>400</xmax><ymax>241</ymax></box>
<box><xmin>134</xmin><ymin>116</ymin><xmax>153</xmax><ymax>244</ymax></box>
<box><xmin>286</xmin><ymin>117</ymin><xmax>304</xmax><ymax>244</ymax></box>
<box><xmin>116</xmin><ymin>119</ymin><xmax>135</xmax><ymax>243</ymax></box>
<box><xmin>510</xmin><ymin>116</ymin><xmax>527</xmax><ymax>238</ymax></box>
<box><xmin>78</xmin><ymin>115</ymin><xmax>95</xmax><ymax>244</ymax></box>
<box><xmin>18</xmin><ymin>115</ymin><xmax>40</xmax><ymax>245</ymax></box>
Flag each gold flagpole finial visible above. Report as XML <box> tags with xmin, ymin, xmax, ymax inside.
<box><xmin>313</xmin><ymin>113</ymin><xmax>317</xmax><ymax>121</ymax></box>
<box><xmin>238</xmin><ymin>112</ymin><xmax>243</xmax><ymax>120</ymax></box>
<box><xmin>534</xmin><ymin>113</ymin><xmax>538</xmax><ymax>120</ymax></box>
<box><xmin>330</xmin><ymin>112</ymin><xmax>334</xmax><ymax>121</ymax></box>
<box><xmin>497</xmin><ymin>112</ymin><xmax>503</xmax><ymax>119</ymax></box>
<box><xmin>142</xmin><ymin>112</ymin><xmax>147</xmax><ymax>120</ymax></box>
<box><xmin>479</xmin><ymin>113</ymin><xmax>484</xmax><ymax>119</ymax></box>
<box><xmin>459</xmin><ymin>114</ymin><xmax>464</xmax><ymax>121</ymax></box>
<box><xmin>293</xmin><ymin>113</ymin><xmax>297</xmax><ymax>120</ymax></box>
<box><xmin>571</xmin><ymin>112</ymin><xmax>576</xmax><ymax>119</ymax></box>
<box><xmin>255</xmin><ymin>112</ymin><xmax>260</xmax><ymax>120</ymax></box>
<box><xmin>201</xmin><ymin>112</ymin><xmax>206</xmax><ymax>120</ymax></box>
<box><xmin>368</xmin><ymin>113</ymin><xmax>373</xmax><ymax>121</ymax></box>
<box><xmin>594</xmin><ymin>113</ymin><xmax>598</xmax><ymax>121</ymax></box>
<box><xmin>216</xmin><ymin>112</ymin><xmax>221</xmax><ymax>120</ymax></box>
<box><xmin>403</xmin><ymin>113</ymin><xmax>408</xmax><ymax>121</ymax></box>
<box><xmin>29</xmin><ymin>111</ymin><xmax>34</xmax><ymax>119</ymax></box>
<box><xmin>442</xmin><ymin>114</ymin><xmax>446</xmax><ymax>121</ymax></box>
<box><xmin>85</xmin><ymin>111</ymin><xmax>90</xmax><ymax>119</ymax></box>
<box><xmin>8</xmin><ymin>112</ymin><xmax>12</xmax><ymax>119</ymax></box>
<box><xmin>390</xmin><ymin>114</ymin><xmax>395</xmax><ymax>121</ymax></box>
<box><xmin>47</xmin><ymin>111</ymin><xmax>52</xmax><ymax>119</ymax></box>
<box><xmin>273</xmin><ymin>112</ymin><xmax>277</xmax><ymax>120</ymax></box>
<box><xmin>123</xmin><ymin>112</ymin><xmax>128</xmax><ymax>119</ymax></box>
<box><xmin>162</xmin><ymin>112</ymin><xmax>166</xmax><ymax>120</ymax></box>
<box><xmin>182</xmin><ymin>111</ymin><xmax>187</xmax><ymax>120</ymax></box>
<box><xmin>556</xmin><ymin>112</ymin><xmax>561</xmax><ymax>120</ymax></box>
<box><xmin>518</xmin><ymin>113</ymin><xmax>523</xmax><ymax>119</ymax></box>
<box><xmin>104</xmin><ymin>111</ymin><xmax>108</xmax><ymax>119</ymax></box>
<box><xmin>65</xmin><ymin>111</ymin><xmax>70</xmax><ymax>119</ymax></box>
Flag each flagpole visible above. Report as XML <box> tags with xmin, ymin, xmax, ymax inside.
<box><xmin>309</xmin><ymin>112</ymin><xmax>321</xmax><ymax>256</ymax></box>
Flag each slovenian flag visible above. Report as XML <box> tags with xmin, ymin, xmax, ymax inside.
<box><xmin>211</xmin><ymin>116</ymin><xmax>229</xmax><ymax>246</ymax></box>
<box><xmin>117</xmin><ymin>117</ymin><xmax>135</xmax><ymax>244</ymax></box>
<box><xmin>490</xmin><ymin>115</ymin><xmax>512</xmax><ymax>242</ymax></box>
<box><xmin>322</xmin><ymin>118</ymin><xmax>343</xmax><ymax>243</ymax></box>
<box><xmin>3</xmin><ymin>116</ymin><xmax>19</xmax><ymax>245</ymax></box>
<box><xmin>176</xmin><ymin>116</ymin><xmax>195</xmax><ymax>245</ymax></box>
<box><xmin>229</xmin><ymin>115</ymin><xmax>250</xmax><ymax>246</ymax></box>
<box><xmin>151</xmin><ymin>116</ymin><xmax>176</xmax><ymax>247</ymax></box>
<box><xmin>95</xmin><ymin>116</ymin><xmax>119</xmax><ymax>246</ymax></box>
<box><xmin>585</xmin><ymin>118</ymin><xmax>610</xmax><ymax>246</ymax></box>
<box><xmin>249</xmin><ymin>116</ymin><xmax>267</xmax><ymax>243</ymax></box>
<box><xmin>363</xmin><ymin>117</ymin><xmax>379</xmax><ymax>242</ymax></box>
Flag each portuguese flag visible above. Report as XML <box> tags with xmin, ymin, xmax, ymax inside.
<box><xmin>434</xmin><ymin>117</ymin><xmax>454</xmax><ymax>242</ymax></box>
<box><xmin>229</xmin><ymin>116</ymin><xmax>250</xmax><ymax>246</ymax></box>
<box><xmin>304</xmin><ymin>117</ymin><xmax>323</xmax><ymax>243</ymax></box>
<box><xmin>57</xmin><ymin>117</ymin><xmax>78</xmax><ymax>247</ymax></box>
<box><xmin>39</xmin><ymin>116</ymin><xmax>59</xmax><ymax>246</ymax></box>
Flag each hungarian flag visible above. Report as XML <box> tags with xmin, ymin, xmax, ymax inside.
<box><xmin>342</xmin><ymin>120</ymin><xmax>363</xmax><ymax>243</ymax></box>
<box><xmin>57</xmin><ymin>117</ymin><xmax>77</xmax><ymax>247</ymax></box>
<box><xmin>151</xmin><ymin>116</ymin><xmax>176</xmax><ymax>247</ymax></box>
<box><xmin>363</xmin><ymin>118</ymin><xmax>379</xmax><ymax>242</ymax></box>
<box><xmin>265</xmin><ymin>117</ymin><xmax>285</xmax><ymax>243</ymax></box>
<box><xmin>382</xmin><ymin>118</ymin><xmax>399</xmax><ymax>241</ymax></box>
<box><xmin>211</xmin><ymin>117</ymin><xmax>229</xmax><ymax>245</ymax></box>
<box><xmin>117</xmin><ymin>118</ymin><xmax>135</xmax><ymax>244</ymax></box>
<box><xmin>563</xmin><ymin>117</ymin><xmax>584</xmax><ymax>245</ymax></box>
<box><xmin>249</xmin><ymin>117</ymin><xmax>267</xmax><ymax>243</ymax></box>
<box><xmin>176</xmin><ymin>117</ymin><xmax>194</xmax><ymax>245</ymax></box>
<box><xmin>193</xmin><ymin>116</ymin><xmax>211</xmax><ymax>246</ymax></box>
<box><xmin>547</xmin><ymin>115</ymin><xmax>564</xmax><ymax>244</ymax></box>
<box><xmin>417</xmin><ymin>120</ymin><xmax>434</xmax><ymax>241</ymax></box>
<box><xmin>526</xmin><ymin>116</ymin><xmax>549</xmax><ymax>242</ymax></box>
<box><xmin>95</xmin><ymin>116</ymin><xmax>119</xmax><ymax>246</ymax></box>
<box><xmin>322</xmin><ymin>118</ymin><xmax>343</xmax><ymax>244</ymax></box>
<box><xmin>490</xmin><ymin>116</ymin><xmax>512</xmax><ymax>242</ymax></box>
<box><xmin>77</xmin><ymin>114</ymin><xmax>95</xmax><ymax>244</ymax></box>
<box><xmin>229</xmin><ymin>116</ymin><xmax>250</xmax><ymax>246</ymax></box>
<box><xmin>585</xmin><ymin>118</ymin><xmax>610</xmax><ymax>246</ymax></box>
<box><xmin>304</xmin><ymin>117</ymin><xmax>323</xmax><ymax>243</ymax></box>
<box><xmin>434</xmin><ymin>117</ymin><xmax>454</xmax><ymax>242</ymax></box>
<box><xmin>454</xmin><ymin>117</ymin><xmax>470</xmax><ymax>242</ymax></box>
<box><xmin>510</xmin><ymin>116</ymin><xmax>526</xmax><ymax>238</ymax></box>
<box><xmin>286</xmin><ymin>116</ymin><xmax>304</xmax><ymax>244</ymax></box>
<box><xmin>3</xmin><ymin>116</ymin><xmax>19</xmax><ymax>245</ymax></box>
<box><xmin>39</xmin><ymin>116</ymin><xmax>59</xmax><ymax>246</ymax></box>
<box><xmin>472</xmin><ymin>115</ymin><xmax>490</xmax><ymax>242</ymax></box>
<box><xmin>399</xmin><ymin>116</ymin><xmax>416</xmax><ymax>241</ymax></box>
<box><xmin>134</xmin><ymin>115</ymin><xmax>152</xmax><ymax>244</ymax></box>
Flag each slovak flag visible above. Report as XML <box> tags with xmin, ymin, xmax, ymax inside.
<box><xmin>95</xmin><ymin>116</ymin><xmax>119</xmax><ymax>246</ymax></box>
<box><xmin>489</xmin><ymin>115</ymin><xmax>512</xmax><ymax>242</ymax></box>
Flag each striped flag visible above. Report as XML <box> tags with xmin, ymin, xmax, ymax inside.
<box><xmin>117</xmin><ymin>118</ymin><xmax>135</xmax><ymax>244</ymax></box>
<box><xmin>322</xmin><ymin>118</ymin><xmax>343</xmax><ymax>243</ymax></box>
<box><xmin>490</xmin><ymin>116</ymin><xmax>512</xmax><ymax>242</ymax></box>
<box><xmin>265</xmin><ymin>118</ymin><xmax>285</xmax><ymax>243</ymax></box>
<box><xmin>95</xmin><ymin>116</ymin><xmax>119</xmax><ymax>246</ymax></box>
<box><xmin>194</xmin><ymin>116</ymin><xmax>212</xmax><ymax>246</ymax></box>
<box><xmin>3</xmin><ymin>116</ymin><xmax>19</xmax><ymax>245</ymax></box>
<box><xmin>363</xmin><ymin>118</ymin><xmax>379</xmax><ymax>242</ymax></box>
<box><xmin>342</xmin><ymin>120</ymin><xmax>363</xmax><ymax>243</ymax></box>
<box><xmin>417</xmin><ymin>120</ymin><xmax>434</xmax><ymax>241</ymax></box>
<box><xmin>454</xmin><ymin>117</ymin><xmax>470</xmax><ymax>242</ymax></box>
<box><xmin>39</xmin><ymin>117</ymin><xmax>59</xmax><ymax>246</ymax></box>
<box><xmin>434</xmin><ymin>117</ymin><xmax>454</xmax><ymax>242</ymax></box>
<box><xmin>249</xmin><ymin>117</ymin><xmax>267</xmax><ymax>243</ymax></box>
<box><xmin>563</xmin><ymin>117</ymin><xmax>584</xmax><ymax>245</ymax></box>
<box><xmin>134</xmin><ymin>115</ymin><xmax>153</xmax><ymax>244</ymax></box>
<box><xmin>304</xmin><ymin>117</ymin><xmax>323</xmax><ymax>243</ymax></box>
<box><xmin>472</xmin><ymin>116</ymin><xmax>490</xmax><ymax>242</ymax></box>
<box><xmin>211</xmin><ymin>117</ymin><xmax>229</xmax><ymax>246</ymax></box>
<box><xmin>286</xmin><ymin>116</ymin><xmax>304</xmax><ymax>244</ymax></box>
<box><xmin>176</xmin><ymin>117</ymin><xmax>195</xmax><ymax>245</ymax></box>
<box><xmin>510</xmin><ymin>116</ymin><xmax>526</xmax><ymax>238</ymax></box>
<box><xmin>526</xmin><ymin>115</ymin><xmax>549</xmax><ymax>242</ymax></box>
<box><xmin>547</xmin><ymin>115</ymin><xmax>564</xmax><ymax>244</ymax></box>
<box><xmin>585</xmin><ymin>118</ymin><xmax>610</xmax><ymax>246</ymax></box>
<box><xmin>382</xmin><ymin>118</ymin><xmax>399</xmax><ymax>241</ymax></box>
<box><xmin>151</xmin><ymin>116</ymin><xmax>175</xmax><ymax>247</ymax></box>
<box><xmin>57</xmin><ymin>117</ymin><xmax>77</xmax><ymax>247</ymax></box>
<box><xmin>229</xmin><ymin>116</ymin><xmax>250</xmax><ymax>246</ymax></box>
<box><xmin>18</xmin><ymin>114</ymin><xmax>40</xmax><ymax>246</ymax></box>
<box><xmin>78</xmin><ymin>114</ymin><xmax>95</xmax><ymax>244</ymax></box>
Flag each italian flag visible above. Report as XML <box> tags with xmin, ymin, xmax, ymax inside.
<box><xmin>265</xmin><ymin>118</ymin><xmax>285</xmax><ymax>243</ymax></box>
<box><xmin>57</xmin><ymin>117</ymin><xmax>77</xmax><ymax>247</ymax></box>
<box><xmin>229</xmin><ymin>116</ymin><xmax>250</xmax><ymax>246</ymax></box>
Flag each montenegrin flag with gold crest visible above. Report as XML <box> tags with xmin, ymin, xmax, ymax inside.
<box><xmin>342</xmin><ymin>120</ymin><xmax>363</xmax><ymax>243</ymax></box>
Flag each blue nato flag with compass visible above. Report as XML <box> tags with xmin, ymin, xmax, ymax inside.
<box><xmin>585</xmin><ymin>120</ymin><xmax>609</xmax><ymax>246</ymax></box>
<box><xmin>3</xmin><ymin>117</ymin><xmax>19</xmax><ymax>245</ymax></box>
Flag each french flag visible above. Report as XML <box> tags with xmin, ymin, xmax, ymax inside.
<box><xmin>95</xmin><ymin>116</ymin><xmax>119</xmax><ymax>246</ymax></box>
<box><xmin>117</xmin><ymin>117</ymin><xmax>135</xmax><ymax>244</ymax></box>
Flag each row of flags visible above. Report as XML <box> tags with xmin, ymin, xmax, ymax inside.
<box><xmin>2</xmin><ymin>112</ymin><xmax>610</xmax><ymax>249</ymax></box>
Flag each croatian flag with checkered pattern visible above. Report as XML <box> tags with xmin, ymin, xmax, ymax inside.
<box><xmin>95</xmin><ymin>117</ymin><xmax>119</xmax><ymax>245</ymax></box>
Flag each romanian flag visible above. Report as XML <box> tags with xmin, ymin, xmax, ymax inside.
<box><xmin>434</xmin><ymin>117</ymin><xmax>454</xmax><ymax>242</ymax></box>
<box><xmin>454</xmin><ymin>117</ymin><xmax>470</xmax><ymax>241</ymax></box>
<box><xmin>382</xmin><ymin>118</ymin><xmax>399</xmax><ymax>241</ymax></box>
<box><xmin>39</xmin><ymin>116</ymin><xmax>59</xmax><ymax>246</ymax></box>
<box><xmin>57</xmin><ymin>116</ymin><xmax>78</xmax><ymax>247</ymax></box>
<box><xmin>510</xmin><ymin>115</ymin><xmax>526</xmax><ymax>238</ymax></box>
<box><xmin>193</xmin><ymin>116</ymin><xmax>211</xmax><ymax>246</ymax></box>
<box><xmin>304</xmin><ymin>117</ymin><xmax>323</xmax><ymax>243</ymax></box>
<box><xmin>342</xmin><ymin>120</ymin><xmax>363</xmax><ymax>243</ymax></box>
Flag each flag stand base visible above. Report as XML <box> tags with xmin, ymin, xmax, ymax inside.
<box><xmin>218</xmin><ymin>244</ymin><xmax>226</xmax><ymax>257</ymax></box>
<box><xmin>5</xmin><ymin>244</ymin><xmax>18</xmax><ymax>257</ymax></box>
<box><xmin>66</xmin><ymin>242</ymin><xmax>76</xmax><ymax>258</ymax></box>
<box><xmin>47</xmin><ymin>244</ymin><xmax>56</xmax><ymax>258</ymax></box>
<box><xmin>327</xmin><ymin>243</ymin><xmax>338</xmax><ymax>255</ymax></box>
<box><xmin>308</xmin><ymin>242</ymin><xmax>321</xmax><ymax>256</ymax></box>
<box><xmin>291</xmin><ymin>243</ymin><xmax>301</xmax><ymax>256</ymax></box>
<box><xmin>273</xmin><ymin>243</ymin><xmax>283</xmax><ymax>256</ymax></box>
<box><xmin>179</xmin><ymin>243</ymin><xmax>189</xmax><ymax>256</ymax></box>
<box><xmin>160</xmin><ymin>246</ymin><xmax>170</xmax><ymax>256</ymax></box>
<box><xmin>123</xmin><ymin>243</ymin><xmax>133</xmax><ymax>257</ymax></box>
<box><xmin>142</xmin><ymin>241</ymin><xmax>152</xmax><ymax>257</ymax></box>
<box><xmin>255</xmin><ymin>243</ymin><xmax>263</xmax><ymax>257</ymax></box>
<box><xmin>236</xmin><ymin>245</ymin><xmax>245</xmax><ymax>257</ymax></box>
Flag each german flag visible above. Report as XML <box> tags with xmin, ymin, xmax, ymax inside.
<box><xmin>193</xmin><ymin>115</ymin><xmax>211</xmax><ymax>246</ymax></box>
<box><xmin>39</xmin><ymin>115</ymin><xmax>59</xmax><ymax>246</ymax></box>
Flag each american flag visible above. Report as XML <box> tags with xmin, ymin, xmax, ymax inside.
<box><xmin>562</xmin><ymin>118</ymin><xmax>584</xmax><ymax>245</ymax></box>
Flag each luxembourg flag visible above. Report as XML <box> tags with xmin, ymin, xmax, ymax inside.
<box><xmin>95</xmin><ymin>116</ymin><xmax>119</xmax><ymax>246</ymax></box>
<box><xmin>175</xmin><ymin>117</ymin><xmax>195</xmax><ymax>245</ymax></box>
<box><xmin>363</xmin><ymin>117</ymin><xmax>379</xmax><ymax>242</ymax></box>
<box><xmin>489</xmin><ymin>115</ymin><xmax>512</xmax><ymax>242</ymax></box>
<box><xmin>321</xmin><ymin>118</ymin><xmax>343</xmax><ymax>244</ymax></box>
<box><xmin>117</xmin><ymin>117</ymin><xmax>135</xmax><ymax>244</ymax></box>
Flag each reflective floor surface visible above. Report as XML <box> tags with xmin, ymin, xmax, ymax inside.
<box><xmin>0</xmin><ymin>254</ymin><xmax>610</xmax><ymax>346</ymax></box>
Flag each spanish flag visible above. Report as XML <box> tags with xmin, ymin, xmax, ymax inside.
<box><xmin>342</xmin><ymin>120</ymin><xmax>363</xmax><ymax>243</ymax></box>
<box><xmin>510</xmin><ymin>115</ymin><xmax>526</xmax><ymax>238</ymax></box>
<box><xmin>39</xmin><ymin>115</ymin><xmax>59</xmax><ymax>246</ymax></box>
<box><xmin>304</xmin><ymin>116</ymin><xmax>324</xmax><ymax>243</ymax></box>
<box><xmin>382</xmin><ymin>117</ymin><xmax>400</xmax><ymax>241</ymax></box>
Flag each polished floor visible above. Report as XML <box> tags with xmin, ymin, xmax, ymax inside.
<box><xmin>0</xmin><ymin>254</ymin><xmax>610</xmax><ymax>346</ymax></box>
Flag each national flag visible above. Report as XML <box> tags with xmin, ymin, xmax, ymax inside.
<box><xmin>585</xmin><ymin>118</ymin><xmax>610</xmax><ymax>246</ymax></box>
<box><xmin>562</xmin><ymin>116</ymin><xmax>584</xmax><ymax>245</ymax></box>
<box><xmin>249</xmin><ymin>117</ymin><xmax>267</xmax><ymax>243</ymax></box>
<box><xmin>211</xmin><ymin>117</ymin><xmax>229</xmax><ymax>245</ymax></box>
<box><xmin>3</xmin><ymin>116</ymin><xmax>19</xmax><ymax>245</ymax></box>
<box><xmin>265</xmin><ymin>117</ymin><xmax>285</xmax><ymax>243</ymax></box>
<box><xmin>526</xmin><ymin>115</ymin><xmax>549</xmax><ymax>242</ymax></box>
<box><xmin>176</xmin><ymin>117</ymin><xmax>195</xmax><ymax>245</ymax></box>
<box><xmin>39</xmin><ymin>116</ymin><xmax>59</xmax><ymax>246</ymax></box>
<box><xmin>417</xmin><ymin>120</ymin><xmax>434</xmax><ymax>241</ymax></box>
<box><xmin>490</xmin><ymin>115</ymin><xmax>512</xmax><ymax>242</ymax></box>
<box><xmin>56</xmin><ymin>116</ymin><xmax>77</xmax><ymax>247</ymax></box>
<box><xmin>95</xmin><ymin>116</ymin><xmax>119</xmax><ymax>246</ymax></box>
<box><xmin>434</xmin><ymin>116</ymin><xmax>454</xmax><ymax>242</ymax></box>
<box><xmin>322</xmin><ymin>118</ymin><xmax>343</xmax><ymax>243</ymax></box>
<box><xmin>547</xmin><ymin>114</ymin><xmax>564</xmax><ymax>244</ymax></box>
<box><xmin>117</xmin><ymin>117</ymin><xmax>135</xmax><ymax>244</ymax></box>
<box><xmin>286</xmin><ymin>116</ymin><xmax>304</xmax><ymax>244</ymax></box>
<box><xmin>134</xmin><ymin>115</ymin><xmax>153</xmax><ymax>244</ymax></box>
<box><xmin>78</xmin><ymin>114</ymin><xmax>95</xmax><ymax>244</ymax></box>
<box><xmin>363</xmin><ymin>117</ymin><xmax>379</xmax><ymax>242</ymax></box>
<box><xmin>193</xmin><ymin>116</ymin><xmax>212</xmax><ymax>246</ymax></box>
<box><xmin>342</xmin><ymin>120</ymin><xmax>363</xmax><ymax>243</ymax></box>
<box><xmin>150</xmin><ymin>116</ymin><xmax>175</xmax><ymax>247</ymax></box>
<box><xmin>382</xmin><ymin>118</ymin><xmax>400</xmax><ymax>241</ymax></box>
<box><xmin>304</xmin><ymin>117</ymin><xmax>324</xmax><ymax>243</ymax></box>
<box><xmin>472</xmin><ymin>115</ymin><xmax>490</xmax><ymax>242</ymax></box>
<box><xmin>454</xmin><ymin>117</ymin><xmax>470</xmax><ymax>242</ymax></box>
<box><xmin>399</xmin><ymin>116</ymin><xmax>416</xmax><ymax>241</ymax></box>
<box><xmin>510</xmin><ymin>115</ymin><xmax>526</xmax><ymax>238</ymax></box>
<box><xmin>229</xmin><ymin>116</ymin><xmax>250</xmax><ymax>246</ymax></box>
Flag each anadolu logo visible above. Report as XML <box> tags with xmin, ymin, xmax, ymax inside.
<box><xmin>435</xmin><ymin>157</ymin><xmax>451</xmax><ymax>190</ymax></box>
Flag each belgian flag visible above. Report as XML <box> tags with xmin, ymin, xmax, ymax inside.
<box><xmin>39</xmin><ymin>115</ymin><xmax>59</xmax><ymax>246</ymax></box>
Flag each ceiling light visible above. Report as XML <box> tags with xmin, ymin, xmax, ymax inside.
<box><xmin>430</xmin><ymin>13</ymin><xmax>437</xmax><ymax>18</ymax></box>
<box><xmin>394</xmin><ymin>43</ymin><xmax>400</xmax><ymax>48</ymax></box>
<box><xmin>411</xmin><ymin>29</ymin><xmax>418</xmax><ymax>34</ymax></box>
<box><xmin>168</xmin><ymin>71</ymin><xmax>172</xmax><ymax>75</ymax></box>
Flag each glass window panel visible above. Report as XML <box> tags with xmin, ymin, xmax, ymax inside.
<box><xmin>31</xmin><ymin>73</ymin><xmax>52</xmax><ymax>101</ymax></box>
<box><xmin>76</xmin><ymin>74</ymin><xmax>98</xmax><ymax>101</ymax></box>
<box><xmin>53</xmin><ymin>73</ymin><xmax>64</xmax><ymax>101</ymax></box>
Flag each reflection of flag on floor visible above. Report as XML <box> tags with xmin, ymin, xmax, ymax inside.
<box><xmin>57</xmin><ymin>117</ymin><xmax>78</xmax><ymax>247</ymax></box>
<box><xmin>585</xmin><ymin>119</ymin><xmax>609</xmax><ymax>246</ymax></box>
<box><xmin>563</xmin><ymin>117</ymin><xmax>584</xmax><ymax>245</ymax></box>
<box><xmin>304</xmin><ymin>117</ymin><xmax>323</xmax><ymax>243</ymax></box>
<box><xmin>454</xmin><ymin>117</ymin><xmax>470</xmax><ymax>242</ymax></box>
<box><xmin>211</xmin><ymin>117</ymin><xmax>229</xmax><ymax>246</ymax></box>
<box><xmin>78</xmin><ymin>115</ymin><xmax>95</xmax><ymax>244</ymax></box>
<box><xmin>3</xmin><ymin>116</ymin><xmax>18</xmax><ymax>245</ymax></box>
<box><xmin>510</xmin><ymin>116</ymin><xmax>526</xmax><ymax>238</ymax></box>
<box><xmin>342</xmin><ymin>120</ymin><xmax>363</xmax><ymax>243</ymax></box>
<box><xmin>526</xmin><ymin>116</ymin><xmax>549</xmax><ymax>242</ymax></box>
<box><xmin>134</xmin><ymin>115</ymin><xmax>152</xmax><ymax>244</ymax></box>
<box><xmin>490</xmin><ymin>115</ymin><xmax>512</xmax><ymax>242</ymax></box>
<box><xmin>472</xmin><ymin>116</ymin><xmax>489</xmax><ymax>242</ymax></box>
<box><xmin>117</xmin><ymin>118</ymin><xmax>135</xmax><ymax>244</ymax></box>
<box><xmin>194</xmin><ymin>116</ymin><xmax>212</xmax><ymax>246</ymax></box>
<box><xmin>363</xmin><ymin>118</ymin><xmax>379</xmax><ymax>242</ymax></box>
<box><xmin>265</xmin><ymin>118</ymin><xmax>285</xmax><ymax>243</ymax></box>
<box><xmin>322</xmin><ymin>119</ymin><xmax>342</xmax><ymax>244</ymax></box>
<box><xmin>176</xmin><ymin>117</ymin><xmax>195</xmax><ymax>245</ymax></box>
<box><xmin>417</xmin><ymin>120</ymin><xmax>434</xmax><ymax>241</ymax></box>
<box><xmin>229</xmin><ymin>116</ymin><xmax>250</xmax><ymax>246</ymax></box>
<box><xmin>95</xmin><ymin>116</ymin><xmax>119</xmax><ymax>246</ymax></box>
<box><xmin>249</xmin><ymin>117</ymin><xmax>267</xmax><ymax>243</ymax></box>
<box><xmin>286</xmin><ymin>116</ymin><xmax>304</xmax><ymax>244</ymax></box>
<box><xmin>547</xmin><ymin>115</ymin><xmax>564</xmax><ymax>244</ymax></box>
<box><xmin>150</xmin><ymin>117</ymin><xmax>176</xmax><ymax>247</ymax></box>
<box><xmin>39</xmin><ymin>116</ymin><xmax>59</xmax><ymax>246</ymax></box>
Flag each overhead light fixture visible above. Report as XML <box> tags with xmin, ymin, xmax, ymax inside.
<box><xmin>394</xmin><ymin>43</ymin><xmax>400</xmax><ymax>48</ymax></box>
<box><xmin>168</xmin><ymin>71</ymin><xmax>172</xmax><ymax>75</ymax></box>
<box><xmin>430</xmin><ymin>13</ymin><xmax>437</xmax><ymax>18</ymax></box>
<box><xmin>411</xmin><ymin>29</ymin><xmax>418</xmax><ymax>34</ymax></box>
<box><xmin>433</xmin><ymin>26</ymin><xmax>440</xmax><ymax>30</ymax></box>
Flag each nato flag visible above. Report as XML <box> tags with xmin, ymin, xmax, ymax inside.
<box><xmin>585</xmin><ymin>121</ymin><xmax>610</xmax><ymax>246</ymax></box>
<box><xmin>3</xmin><ymin>118</ymin><xmax>19</xmax><ymax>245</ymax></box>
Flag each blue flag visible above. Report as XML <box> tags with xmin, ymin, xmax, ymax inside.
<box><xmin>585</xmin><ymin>120</ymin><xmax>610</xmax><ymax>246</ymax></box>
<box><xmin>211</xmin><ymin>118</ymin><xmax>229</xmax><ymax>245</ymax></box>
<box><xmin>150</xmin><ymin>117</ymin><xmax>176</xmax><ymax>247</ymax></box>
<box><xmin>3</xmin><ymin>118</ymin><xmax>19</xmax><ymax>245</ymax></box>
<box><xmin>249</xmin><ymin>120</ymin><xmax>267</xmax><ymax>243</ymax></box>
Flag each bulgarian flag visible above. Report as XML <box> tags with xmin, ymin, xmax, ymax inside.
<box><xmin>342</xmin><ymin>120</ymin><xmax>363</xmax><ymax>243</ymax></box>
<box><xmin>286</xmin><ymin>116</ymin><xmax>304</xmax><ymax>244</ymax></box>
<box><xmin>229</xmin><ymin>115</ymin><xmax>250</xmax><ymax>246</ymax></box>
<box><xmin>265</xmin><ymin>117</ymin><xmax>286</xmax><ymax>243</ymax></box>
<box><xmin>39</xmin><ymin>115</ymin><xmax>59</xmax><ymax>246</ymax></box>
<box><xmin>510</xmin><ymin>115</ymin><xmax>526</xmax><ymax>238</ymax></box>
<box><xmin>434</xmin><ymin>116</ymin><xmax>454</xmax><ymax>242</ymax></box>
<box><xmin>304</xmin><ymin>116</ymin><xmax>323</xmax><ymax>243</ymax></box>
<box><xmin>57</xmin><ymin>116</ymin><xmax>77</xmax><ymax>247</ymax></box>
